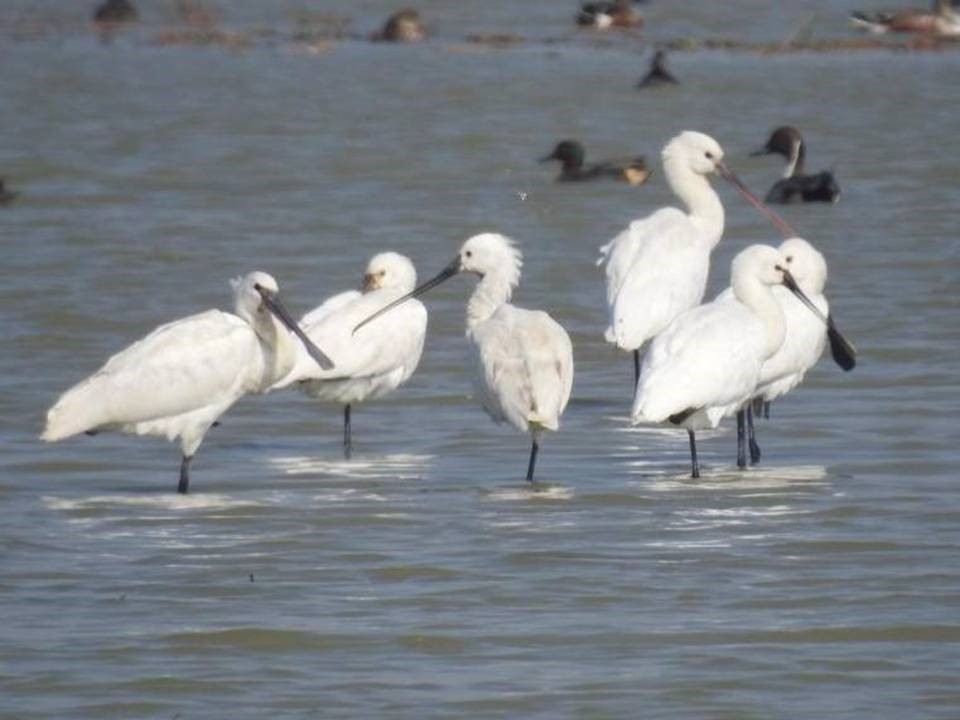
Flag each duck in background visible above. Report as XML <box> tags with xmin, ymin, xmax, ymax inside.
<box><xmin>577</xmin><ymin>0</ymin><xmax>644</xmax><ymax>30</ymax></box>
<box><xmin>0</xmin><ymin>179</ymin><xmax>19</xmax><ymax>205</ymax></box>
<box><xmin>93</xmin><ymin>0</ymin><xmax>138</xmax><ymax>24</ymax></box>
<box><xmin>850</xmin><ymin>0</ymin><xmax>960</xmax><ymax>36</ymax></box>
<box><xmin>540</xmin><ymin>140</ymin><xmax>651</xmax><ymax>186</ymax></box>
<box><xmin>372</xmin><ymin>8</ymin><xmax>426</xmax><ymax>42</ymax></box>
<box><xmin>637</xmin><ymin>50</ymin><xmax>679</xmax><ymax>89</ymax></box>
<box><xmin>752</xmin><ymin>126</ymin><xmax>840</xmax><ymax>204</ymax></box>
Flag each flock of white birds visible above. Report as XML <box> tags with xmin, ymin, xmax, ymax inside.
<box><xmin>41</xmin><ymin>130</ymin><xmax>856</xmax><ymax>492</ymax></box>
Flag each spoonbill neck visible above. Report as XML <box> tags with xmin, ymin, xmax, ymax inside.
<box><xmin>467</xmin><ymin>274</ymin><xmax>514</xmax><ymax>329</ymax></box>
<box><xmin>663</xmin><ymin>157</ymin><xmax>724</xmax><ymax>247</ymax></box>
<box><xmin>733</xmin><ymin>276</ymin><xmax>786</xmax><ymax>359</ymax></box>
<box><xmin>255</xmin><ymin>312</ymin><xmax>300</xmax><ymax>383</ymax></box>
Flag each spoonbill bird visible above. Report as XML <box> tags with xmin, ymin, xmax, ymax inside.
<box><xmin>597</xmin><ymin>130</ymin><xmax>794</xmax><ymax>389</ymax></box>
<box><xmin>41</xmin><ymin>272</ymin><xmax>333</xmax><ymax>493</ymax></box>
<box><xmin>731</xmin><ymin>237</ymin><xmax>856</xmax><ymax>465</ymax></box>
<box><xmin>355</xmin><ymin>233</ymin><xmax>574</xmax><ymax>484</ymax></box>
<box><xmin>631</xmin><ymin>244</ymin><xmax>833</xmax><ymax>478</ymax></box>
<box><xmin>752</xmin><ymin>126</ymin><xmax>840</xmax><ymax>204</ymax></box>
<box><xmin>271</xmin><ymin>252</ymin><xmax>428</xmax><ymax>459</ymax></box>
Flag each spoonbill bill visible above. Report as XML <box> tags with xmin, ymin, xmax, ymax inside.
<box><xmin>271</xmin><ymin>252</ymin><xmax>428</xmax><ymax>459</ymax></box>
<box><xmin>731</xmin><ymin>237</ymin><xmax>856</xmax><ymax>465</ymax></box>
<box><xmin>631</xmin><ymin>244</ymin><xmax>833</xmax><ymax>478</ymax></box>
<box><xmin>41</xmin><ymin>272</ymin><xmax>333</xmax><ymax>494</ymax></box>
<box><xmin>354</xmin><ymin>233</ymin><xmax>574</xmax><ymax>484</ymax></box>
<box><xmin>597</xmin><ymin>130</ymin><xmax>795</xmax><ymax>390</ymax></box>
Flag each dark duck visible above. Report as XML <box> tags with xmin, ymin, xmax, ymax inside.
<box><xmin>541</xmin><ymin>140</ymin><xmax>651</xmax><ymax>186</ymax></box>
<box><xmin>752</xmin><ymin>126</ymin><xmax>840</xmax><ymax>204</ymax></box>
<box><xmin>93</xmin><ymin>0</ymin><xmax>138</xmax><ymax>24</ymax></box>
<box><xmin>637</xmin><ymin>50</ymin><xmax>678</xmax><ymax>89</ymax></box>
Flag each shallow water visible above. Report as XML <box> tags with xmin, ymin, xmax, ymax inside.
<box><xmin>2</xmin><ymin>3</ymin><xmax>960</xmax><ymax>718</ymax></box>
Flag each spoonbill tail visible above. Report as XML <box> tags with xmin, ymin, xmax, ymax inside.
<box><xmin>355</xmin><ymin>233</ymin><xmax>574</xmax><ymax>484</ymax></box>
<box><xmin>271</xmin><ymin>252</ymin><xmax>427</xmax><ymax>459</ymax></box>
<box><xmin>41</xmin><ymin>272</ymin><xmax>333</xmax><ymax>493</ymax></box>
<box><xmin>597</xmin><ymin>130</ymin><xmax>796</xmax><ymax>390</ymax></box>
<box><xmin>631</xmin><ymin>244</ymin><xmax>831</xmax><ymax>478</ymax></box>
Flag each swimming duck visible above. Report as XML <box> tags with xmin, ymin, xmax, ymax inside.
<box><xmin>0</xmin><ymin>179</ymin><xmax>18</xmax><ymax>205</ymax></box>
<box><xmin>637</xmin><ymin>50</ymin><xmax>678</xmax><ymax>88</ymax></box>
<box><xmin>850</xmin><ymin>0</ymin><xmax>960</xmax><ymax>36</ymax></box>
<box><xmin>540</xmin><ymin>140</ymin><xmax>651</xmax><ymax>186</ymax></box>
<box><xmin>752</xmin><ymin>126</ymin><xmax>840</xmax><ymax>204</ymax></box>
<box><xmin>373</xmin><ymin>8</ymin><xmax>426</xmax><ymax>42</ymax></box>
<box><xmin>576</xmin><ymin>0</ymin><xmax>644</xmax><ymax>30</ymax></box>
<box><xmin>93</xmin><ymin>0</ymin><xmax>138</xmax><ymax>24</ymax></box>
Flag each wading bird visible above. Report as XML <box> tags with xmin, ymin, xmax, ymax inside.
<box><xmin>631</xmin><ymin>244</ymin><xmax>840</xmax><ymax>478</ymax></box>
<box><xmin>271</xmin><ymin>252</ymin><xmax>427</xmax><ymax>459</ymax></box>
<box><xmin>42</xmin><ymin>272</ymin><xmax>333</xmax><ymax>493</ymax></box>
<box><xmin>731</xmin><ymin>237</ymin><xmax>856</xmax><ymax>466</ymax></box>
<box><xmin>354</xmin><ymin>234</ymin><xmax>573</xmax><ymax>484</ymax></box>
<box><xmin>598</xmin><ymin>130</ymin><xmax>791</xmax><ymax>390</ymax></box>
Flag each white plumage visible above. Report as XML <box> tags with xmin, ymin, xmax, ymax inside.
<box><xmin>42</xmin><ymin>272</ymin><xmax>332</xmax><ymax>493</ymax></box>
<box><xmin>632</xmin><ymin>244</ymin><xmax>804</xmax><ymax>477</ymax></box>
<box><xmin>597</xmin><ymin>131</ymin><xmax>729</xmax><ymax>385</ymax></box>
<box><xmin>354</xmin><ymin>233</ymin><xmax>574</xmax><ymax>483</ymax></box>
<box><xmin>272</xmin><ymin>252</ymin><xmax>428</xmax><ymax>458</ymax></box>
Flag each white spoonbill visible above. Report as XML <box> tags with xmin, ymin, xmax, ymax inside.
<box><xmin>731</xmin><ymin>237</ymin><xmax>856</xmax><ymax>466</ymax></box>
<box><xmin>354</xmin><ymin>233</ymin><xmax>574</xmax><ymax>484</ymax></box>
<box><xmin>631</xmin><ymin>244</ymin><xmax>831</xmax><ymax>478</ymax></box>
<box><xmin>597</xmin><ymin>130</ymin><xmax>796</xmax><ymax>388</ymax></box>
<box><xmin>41</xmin><ymin>272</ymin><xmax>333</xmax><ymax>493</ymax></box>
<box><xmin>271</xmin><ymin>252</ymin><xmax>428</xmax><ymax>459</ymax></box>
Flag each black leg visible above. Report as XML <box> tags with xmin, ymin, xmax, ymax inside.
<box><xmin>763</xmin><ymin>401</ymin><xmax>771</xmax><ymax>420</ymax></box>
<box><xmin>178</xmin><ymin>455</ymin><xmax>192</xmax><ymax>494</ymax></box>
<box><xmin>736</xmin><ymin>409</ymin><xmax>747</xmax><ymax>469</ymax></box>
<box><xmin>747</xmin><ymin>404</ymin><xmax>761</xmax><ymax>465</ymax></box>
<box><xmin>525</xmin><ymin>437</ymin><xmax>540</xmax><ymax>483</ymax></box>
<box><xmin>687</xmin><ymin>429</ymin><xmax>700</xmax><ymax>479</ymax></box>
<box><xmin>633</xmin><ymin>349</ymin><xmax>641</xmax><ymax>390</ymax></box>
<box><xmin>343</xmin><ymin>403</ymin><xmax>352</xmax><ymax>460</ymax></box>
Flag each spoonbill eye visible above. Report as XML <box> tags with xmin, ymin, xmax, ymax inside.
<box><xmin>465</xmin><ymin>251</ymin><xmax>473</xmax><ymax>258</ymax></box>
<box><xmin>786</xmin><ymin>256</ymin><xmax>794</xmax><ymax>263</ymax></box>
<box><xmin>704</xmin><ymin>151</ymin><xmax>714</xmax><ymax>159</ymax></box>
<box><xmin>253</xmin><ymin>283</ymin><xmax>262</xmax><ymax>291</ymax></box>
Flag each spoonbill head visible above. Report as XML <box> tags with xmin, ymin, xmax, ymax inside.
<box><xmin>355</xmin><ymin>233</ymin><xmax>574</xmax><ymax>485</ymax></box>
<box><xmin>42</xmin><ymin>271</ymin><xmax>333</xmax><ymax>494</ymax></box>
<box><xmin>278</xmin><ymin>252</ymin><xmax>427</xmax><ymax>459</ymax></box>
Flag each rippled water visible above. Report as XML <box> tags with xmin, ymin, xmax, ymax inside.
<box><xmin>3</xmin><ymin>2</ymin><xmax>959</xmax><ymax>718</ymax></box>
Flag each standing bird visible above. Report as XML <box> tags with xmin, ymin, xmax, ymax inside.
<box><xmin>632</xmin><ymin>244</ymin><xmax>834</xmax><ymax>478</ymax></box>
<box><xmin>598</xmin><ymin>130</ymin><xmax>782</xmax><ymax>390</ymax></box>
<box><xmin>637</xmin><ymin>49</ymin><xmax>678</xmax><ymax>88</ymax></box>
<box><xmin>734</xmin><ymin>237</ymin><xmax>856</xmax><ymax>465</ymax></box>
<box><xmin>354</xmin><ymin>234</ymin><xmax>574</xmax><ymax>484</ymax></box>
<box><xmin>271</xmin><ymin>252</ymin><xmax>428</xmax><ymax>459</ymax></box>
<box><xmin>540</xmin><ymin>140</ymin><xmax>651</xmax><ymax>186</ymax></box>
<box><xmin>41</xmin><ymin>272</ymin><xmax>333</xmax><ymax>494</ymax></box>
<box><xmin>752</xmin><ymin>126</ymin><xmax>840</xmax><ymax>204</ymax></box>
